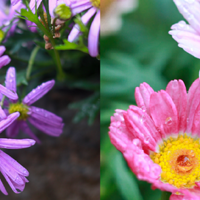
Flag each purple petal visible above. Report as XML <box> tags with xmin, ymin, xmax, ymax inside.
<box><xmin>20</xmin><ymin>121</ymin><xmax>41</xmax><ymax>144</ymax></box>
<box><xmin>6</xmin><ymin>120</ymin><xmax>20</xmax><ymax>138</ymax></box>
<box><xmin>0</xmin><ymin>152</ymin><xmax>25</xmax><ymax>186</ymax></box>
<box><xmin>28</xmin><ymin>117</ymin><xmax>63</xmax><ymax>136</ymax></box>
<box><xmin>0</xmin><ymin>84</ymin><xmax>18</xmax><ymax>100</ymax></box>
<box><xmin>49</xmin><ymin>0</ymin><xmax>57</xmax><ymax>17</ymax></box>
<box><xmin>0</xmin><ymin>112</ymin><xmax>20</xmax><ymax>133</ymax></box>
<box><xmin>71</xmin><ymin>1</ymin><xmax>91</xmax><ymax>15</ymax></box>
<box><xmin>29</xmin><ymin>0</ymin><xmax>42</xmax><ymax>12</ymax></box>
<box><xmin>22</xmin><ymin>80</ymin><xmax>55</xmax><ymax>106</ymax></box>
<box><xmin>0</xmin><ymin>46</ymin><xmax>6</xmax><ymax>57</ymax></box>
<box><xmin>88</xmin><ymin>10</ymin><xmax>100</xmax><ymax>57</ymax></box>
<box><xmin>11</xmin><ymin>0</ymin><xmax>21</xmax><ymax>6</ymax></box>
<box><xmin>0</xmin><ymin>179</ymin><xmax>8</xmax><ymax>195</ymax></box>
<box><xmin>0</xmin><ymin>55</ymin><xmax>11</xmax><ymax>69</ymax></box>
<box><xmin>5</xmin><ymin>67</ymin><xmax>17</xmax><ymax>93</ymax></box>
<box><xmin>0</xmin><ymin>138</ymin><xmax>35</xmax><ymax>149</ymax></box>
<box><xmin>0</xmin><ymin>150</ymin><xmax>29</xmax><ymax>176</ymax></box>
<box><xmin>0</xmin><ymin>107</ymin><xmax>6</xmax><ymax>120</ymax></box>
<box><xmin>29</xmin><ymin>106</ymin><xmax>63</xmax><ymax>127</ymax></box>
<box><xmin>1</xmin><ymin>170</ymin><xmax>21</xmax><ymax>194</ymax></box>
<box><xmin>68</xmin><ymin>7</ymin><xmax>96</xmax><ymax>42</ymax></box>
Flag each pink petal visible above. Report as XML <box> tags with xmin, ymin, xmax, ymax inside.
<box><xmin>124</xmin><ymin>105</ymin><xmax>160</xmax><ymax>151</ymax></box>
<box><xmin>186</xmin><ymin>78</ymin><xmax>200</xmax><ymax>134</ymax></box>
<box><xmin>22</xmin><ymin>80</ymin><xmax>55</xmax><ymax>105</ymax></box>
<box><xmin>109</xmin><ymin>109</ymin><xmax>135</xmax><ymax>153</ymax></box>
<box><xmin>173</xmin><ymin>0</ymin><xmax>200</xmax><ymax>34</ymax></box>
<box><xmin>166</xmin><ymin>79</ymin><xmax>187</xmax><ymax>133</ymax></box>
<box><xmin>149</xmin><ymin>90</ymin><xmax>179</xmax><ymax>138</ymax></box>
<box><xmin>123</xmin><ymin>139</ymin><xmax>161</xmax><ymax>182</ymax></box>
<box><xmin>135</xmin><ymin>82</ymin><xmax>154</xmax><ymax>114</ymax></box>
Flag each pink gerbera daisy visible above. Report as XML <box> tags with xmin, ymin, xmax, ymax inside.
<box><xmin>169</xmin><ymin>0</ymin><xmax>200</xmax><ymax>59</ymax></box>
<box><xmin>109</xmin><ymin>77</ymin><xmax>200</xmax><ymax>199</ymax></box>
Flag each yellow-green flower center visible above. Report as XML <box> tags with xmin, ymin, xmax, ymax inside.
<box><xmin>90</xmin><ymin>0</ymin><xmax>100</xmax><ymax>8</ymax></box>
<box><xmin>9</xmin><ymin>103</ymin><xmax>29</xmax><ymax>120</ymax></box>
<box><xmin>151</xmin><ymin>134</ymin><xmax>200</xmax><ymax>188</ymax></box>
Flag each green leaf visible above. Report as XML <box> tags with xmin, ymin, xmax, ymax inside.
<box><xmin>108</xmin><ymin>151</ymin><xmax>143</xmax><ymax>200</ymax></box>
<box><xmin>69</xmin><ymin>91</ymin><xmax>99</xmax><ymax>125</ymax></box>
<box><xmin>55</xmin><ymin>39</ymin><xmax>88</xmax><ymax>53</ymax></box>
<box><xmin>16</xmin><ymin>70</ymin><xmax>28</xmax><ymax>86</ymax></box>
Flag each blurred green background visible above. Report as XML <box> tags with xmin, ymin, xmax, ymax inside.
<box><xmin>100</xmin><ymin>0</ymin><xmax>200</xmax><ymax>199</ymax></box>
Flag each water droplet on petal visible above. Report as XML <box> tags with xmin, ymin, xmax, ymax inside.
<box><xmin>165</xmin><ymin>117</ymin><xmax>172</xmax><ymax>125</ymax></box>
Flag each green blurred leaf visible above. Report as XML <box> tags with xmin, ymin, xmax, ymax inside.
<box><xmin>69</xmin><ymin>91</ymin><xmax>99</xmax><ymax>125</ymax></box>
<box><xmin>16</xmin><ymin>70</ymin><xmax>28</xmax><ymax>86</ymax></box>
<box><xmin>109</xmin><ymin>151</ymin><xmax>143</xmax><ymax>200</ymax></box>
<box><xmin>55</xmin><ymin>39</ymin><xmax>88</xmax><ymax>53</ymax></box>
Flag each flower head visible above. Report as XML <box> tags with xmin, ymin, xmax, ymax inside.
<box><xmin>169</xmin><ymin>0</ymin><xmax>200</xmax><ymax>58</ymax></box>
<box><xmin>109</xmin><ymin>77</ymin><xmax>200</xmax><ymax>199</ymax></box>
<box><xmin>68</xmin><ymin>0</ymin><xmax>100</xmax><ymax>57</ymax></box>
<box><xmin>3</xmin><ymin>67</ymin><xmax>64</xmax><ymax>143</ymax></box>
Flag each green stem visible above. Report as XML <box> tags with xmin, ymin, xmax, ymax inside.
<box><xmin>26</xmin><ymin>45</ymin><xmax>40</xmax><ymax>81</ymax></box>
<box><xmin>0</xmin><ymin>96</ymin><xmax>6</xmax><ymax>107</ymax></box>
<box><xmin>160</xmin><ymin>191</ymin><xmax>171</xmax><ymax>200</ymax></box>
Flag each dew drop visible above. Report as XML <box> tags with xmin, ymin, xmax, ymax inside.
<box><xmin>165</xmin><ymin>117</ymin><xmax>172</xmax><ymax>125</ymax></box>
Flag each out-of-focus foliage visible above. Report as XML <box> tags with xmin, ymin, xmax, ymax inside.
<box><xmin>100</xmin><ymin>0</ymin><xmax>200</xmax><ymax>199</ymax></box>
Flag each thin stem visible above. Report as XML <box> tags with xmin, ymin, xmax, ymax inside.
<box><xmin>0</xmin><ymin>95</ymin><xmax>6</xmax><ymax>107</ymax></box>
<box><xmin>160</xmin><ymin>191</ymin><xmax>171</xmax><ymax>200</ymax></box>
<box><xmin>26</xmin><ymin>45</ymin><xmax>40</xmax><ymax>81</ymax></box>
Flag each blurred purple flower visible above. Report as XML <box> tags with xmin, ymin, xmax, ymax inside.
<box><xmin>0</xmin><ymin>0</ymin><xmax>24</xmax><ymax>37</ymax></box>
<box><xmin>0</xmin><ymin>138</ymin><xmax>35</xmax><ymax>195</ymax></box>
<box><xmin>68</xmin><ymin>0</ymin><xmax>100</xmax><ymax>57</ymax></box>
<box><xmin>0</xmin><ymin>46</ymin><xmax>11</xmax><ymax>69</ymax></box>
<box><xmin>4</xmin><ymin>67</ymin><xmax>64</xmax><ymax>143</ymax></box>
<box><xmin>169</xmin><ymin>0</ymin><xmax>200</xmax><ymax>58</ymax></box>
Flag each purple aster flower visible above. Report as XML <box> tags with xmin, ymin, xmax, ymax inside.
<box><xmin>68</xmin><ymin>0</ymin><xmax>100</xmax><ymax>57</ymax></box>
<box><xmin>0</xmin><ymin>46</ymin><xmax>11</xmax><ymax>69</ymax></box>
<box><xmin>0</xmin><ymin>138</ymin><xmax>35</xmax><ymax>195</ymax></box>
<box><xmin>4</xmin><ymin>67</ymin><xmax>64</xmax><ymax>143</ymax></box>
<box><xmin>0</xmin><ymin>107</ymin><xmax>35</xmax><ymax>195</ymax></box>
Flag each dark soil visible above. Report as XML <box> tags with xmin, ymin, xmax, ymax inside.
<box><xmin>0</xmin><ymin>87</ymin><xmax>100</xmax><ymax>200</ymax></box>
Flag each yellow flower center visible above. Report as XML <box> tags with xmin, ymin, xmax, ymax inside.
<box><xmin>151</xmin><ymin>134</ymin><xmax>200</xmax><ymax>188</ymax></box>
<box><xmin>90</xmin><ymin>0</ymin><xmax>100</xmax><ymax>8</ymax></box>
<box><xmin>9</xmin><ymin>103</ymin><xmax>29</xmax><ymax>120</ymax></box>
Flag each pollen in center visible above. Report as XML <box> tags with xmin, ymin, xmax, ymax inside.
<box><xmin>90</xmin><ymin>0</ymin><xmax>100</xmax><ymax>8</ymax></box>
<box><xmin>151</xmin><ymin>134</ymin><xmax>200</xmax><ymax>188</ymax></box>
<box><xmin>9</xmin><ymin>103</ymin><xmax>29</xmax><ymax>120</ymax></box>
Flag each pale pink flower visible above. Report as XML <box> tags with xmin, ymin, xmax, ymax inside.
<box><xmin>109</xmin><ymin>77</ymin><xmax>200</xmax><ymax>199</ymax></box>
<box><xmin>169</xmin><ymin>0</ymin><xmax>200</xmax><ymax>58</ymax></box>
